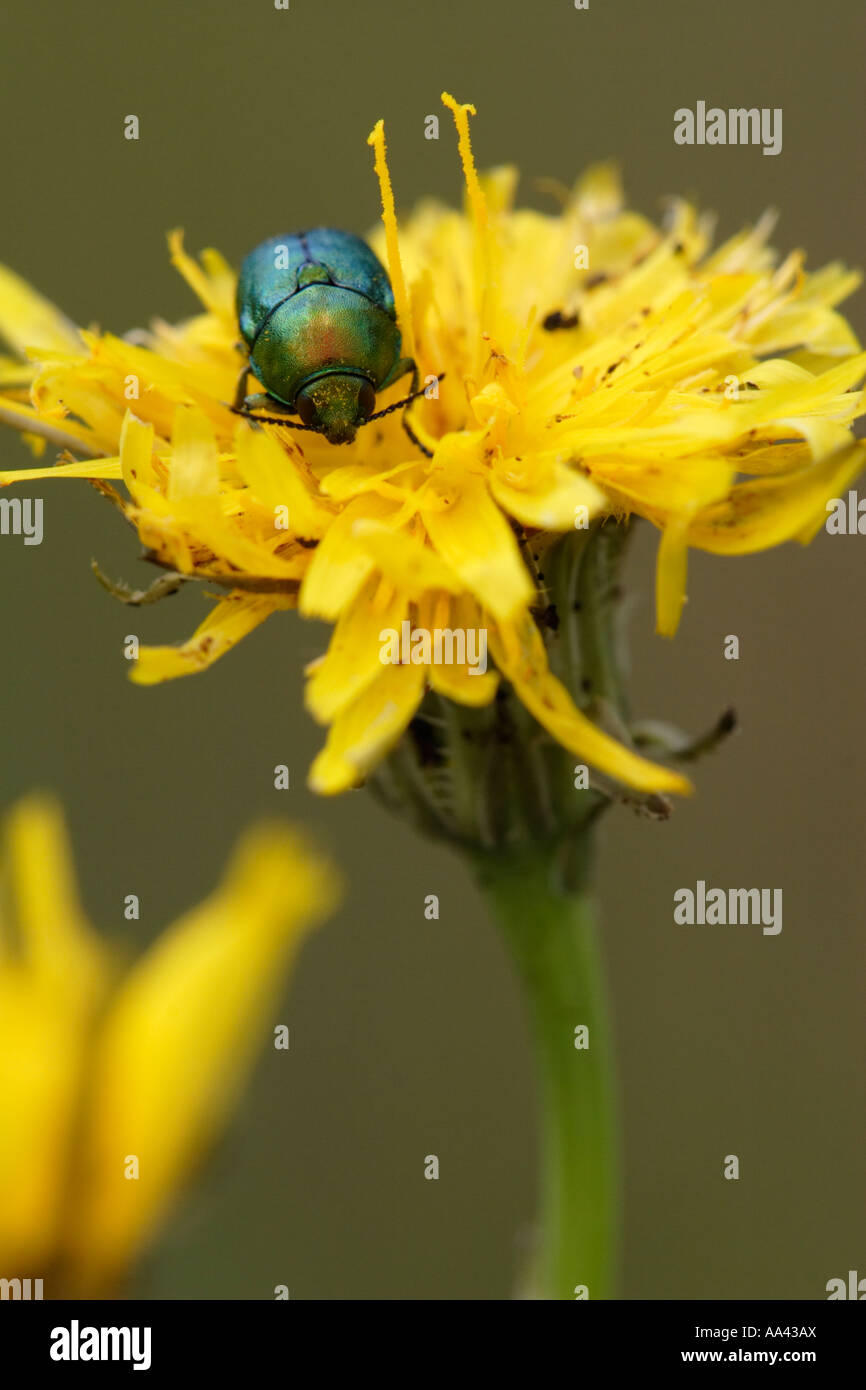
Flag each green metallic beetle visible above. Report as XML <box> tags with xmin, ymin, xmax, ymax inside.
<box><xmin>232</xmin><ymin>228</ymin><xmax>435</xmax><ymax>450</ymax></box>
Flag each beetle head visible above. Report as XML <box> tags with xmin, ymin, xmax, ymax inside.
<box><xmin>295</xmin><ymin>374</ymin><xmax>376</xmax><ymax>445</ymax></box>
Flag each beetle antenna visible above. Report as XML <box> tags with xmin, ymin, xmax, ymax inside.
<box><xmin>367</xmin><ymin>373</ymin><xmax>445</xmax><ymax>422</ymax></box>
<box><xmin>401</xmin><ymin>414</ymin><xmax>434</xmax><ymax>459</ymax></box>
<box><xmin>229</xmin><ymin>404</ymin><xmax>318</xmax><ymax>432</ymax></box>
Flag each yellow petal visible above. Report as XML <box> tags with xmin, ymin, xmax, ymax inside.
<box><xmin>305</xmin><ymin>577</ymin><xmax>408</xmax><ymax>723</ymax></box>
<box><xmin>167</xmin><ymin>405</ymin><xmax>219</xmax><ymax>500</ymax></box>
<box><xmin>738</xmin><ymin>351</ymin><xmax>866</xmax><ymax>427</ymax></box>
<box><xmin>308</xmin><ymin>662</ymin><xmax>426</xmax><ymax>794</ymax></box>
<box><xmin>167</xmin><ymin>230</ymin><xmax>236</xmax><ymax>323</ymax></box>
<box><xmin>0</xmin><ymin>354</ymin><xmax>38</xmax><ymax>385</ymax></box>
<box><xmin>491</xmin><ymin>457</ymin><xmax>607</xmax><ymax>530</ymax></box>
<box><xmin>351</xmin><ymin>518</ymin><xmax>464</xmax><ymax>596</ymax></box>
<box><xmin>590</xmin><ymin>451</ymin><xmax>737</xmax><ymax>516</ymax></box>
<box><xmin>655</xmin><ymin>514</ymin><xmax>693</xmax><ymax>637</ymax></box>
<box><xmin>131</xmin><ymin>591</ymin><xmax>292</xmax><ymax>685</ymax></box>
<box><xmin>0</xmin><ymin>797</ymin><xmax>107</xmax><ymax>1270</ymax></box>
<box><xmin>65</xmin><ymin>822</ymin><xmax>338</xmax><ymax>1291</ymax></box>
<box><xmin>0</xmin><ymin>973</ymin><xmax>85</xmax><ymax>1269</ymax></box>
<box><xmin>299</xmin><ymin>495</ymin><xmax>397</xmax><ymax>620</ymax></box>
<box><xmin>688</xmin><ymin>440</ymin><xmax>866</xmax><ymax>554</ymax></box>
<box><xmin>3</xmin><ymin>795</ymin><xmax>108</xmax><ymax>1010</ymax></box>
<box><xmin>422</xmin><ymin>594</ymin><xmax>499</xmax><ymax>706</ymax></box>
<box><xmin>428</xmin><ymin>651</ymin><xmax>498</xmax><ymax>706</ymax></box>
<box><xmin>0</xmin><ymin>454</ymin><xmax>123</xmax><ymax>485</ymax></box>
<box><xmin>233</xmin><ymin>421</ymin><xmax>331</xmax><ymax>540</ymax></box>
<box><xmin>119</xmin><ymin>410</ymin><xmax>157</xmax><ymax>494</ymax></box>
<box><xmin>491</xmin><ymin>616</ymin><xmax>692</xmax><ymax>796</ymax></box>
<box><xmin>573</xmin><ymin>162</ymin><xmax>624</xmax><ymax>221</ymax></box>
<box><xmin>0</xmin><ymin>264</ymin><xmax>84</xmax><ymax>357</ymax></box>
<box><xmin>422</xmin><ymin>476</ymin><xmax>533</xmax><ymax>619</ymax></box>
<box><xmin>0</xmin><ymin>398</ymin><xmax>104</xmax><ymax>463</ymax></box>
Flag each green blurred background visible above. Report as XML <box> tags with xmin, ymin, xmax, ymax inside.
<box><xmin>1</xmin><ymin>0</ymin><xmax>863</xmax><ymax>1298</ymax></box>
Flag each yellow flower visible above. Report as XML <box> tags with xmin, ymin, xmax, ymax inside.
<box><xmin>0</xmin><ymin>794</ymin><xmax>338</xmax><ymax>1297</ymax></box>
<box><xmin>0</xmin><ymin>94</ymin><xmax>863</xmax><ymax>800</ymax></box>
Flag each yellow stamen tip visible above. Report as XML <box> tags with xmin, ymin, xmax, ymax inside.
<box><xmin>440</xmin><ymin>93</ymin><xmax>484</xmax><ymax>213</ymax></box>
<box><xmin>441</xmin><ymin>92</ymin><xmax>476</xmax><ymax>118</ymax></box>
<box><xmin>440</xmin><ymin>94</ymin><xmax>494</xmax><ymax>361</ymax></box>
<box><xmin>366</xmin><ymin>117</ymin><xmax>416</xmax><ymax>361</ymax></box>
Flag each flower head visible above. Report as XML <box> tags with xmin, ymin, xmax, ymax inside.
<box><xmin>0</xmin><ymin>794</ymin><xmax>337</xmax><ymax>1296</ymax></box>
<box><xmin>0</xmin><ymin>94</ymin><xmax>863</xmax><ymax>801</ymax></box>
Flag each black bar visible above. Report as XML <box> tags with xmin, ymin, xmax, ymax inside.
<box><xmin>0</xmin><ymin>1299</ymin><xmax>860</xmax><ymax>1375</ymax></box>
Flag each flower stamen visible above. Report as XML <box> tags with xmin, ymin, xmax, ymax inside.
<box><xmin>366</xmin><ymin>119</ymin><xmax>417</xmax><ymax>364</ymax></box>
<box><xmin>441</xmin><ymin>92</ymin><xmax>496</xmax><ymax>369</ymax></box>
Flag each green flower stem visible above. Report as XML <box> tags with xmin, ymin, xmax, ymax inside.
<box><xmin>374</xmin><ymin>524</ymin><xmax>634</xmax><ymax>1299</ymax></box>
<box><xmin>471</xmin><ymin>836</ymin><xmax>618</xmax><ymax>1300</ymax></box>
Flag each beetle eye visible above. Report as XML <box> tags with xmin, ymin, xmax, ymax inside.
<box><xmin>358</xmin><ymin>379</ymin><xmax>376</xmax><ymax>421</ymax></box>
<box><xmin>296</xmin><ymin>393</ymin><xmax>317</xmax><ymax>428</ymax></box>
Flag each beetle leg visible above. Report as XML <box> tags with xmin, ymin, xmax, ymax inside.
<box><xmin>232</xmin><ymin>365</ymin><xmax>252</xmax><ymax>411</ymax></box>
<box><xmin>240</xmin><ymin>393</ymin><xmax>295</xmax><ymax>415</ymax></box>
<box><xmin>229</xmin><ymin>392</ymin><xmax>304</xmax><ymax>429</ymax></box>
<box><xmin>380</xmin><ymin>356</ymin><xmax>418</xmax><ymax>393</ymax></box>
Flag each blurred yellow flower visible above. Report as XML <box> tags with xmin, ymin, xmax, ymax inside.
<box><xmin>0</xmin><ymin>795</ymin><xmax>338</xmax><ymax>1298</ymax></box>
<box><xmin>0</xmin><ymin>94</ymin><xmax>863</xmax><ymax>799</ymax></box>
